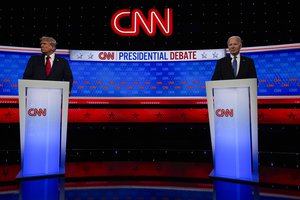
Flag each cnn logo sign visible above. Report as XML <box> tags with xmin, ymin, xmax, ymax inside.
<box><xmin>98</xmin><ymin>52</ymin><xmax>115</xmax><ymax>60</ymax></box>
<box><xmin>27</xmin><ymin>108</ymin><xmax>47</xmax><ymax>117</ymax></box>
<box><xmin>215</xmin><ymin>109</ymin><xmax>234</xmax><ymax>117</ymax></box>
<box><xmin>111</xmin><ymin>8</ymin><xmax>173</xmax><ymax>36</ymax></box>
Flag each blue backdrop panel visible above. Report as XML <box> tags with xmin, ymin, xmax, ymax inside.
<box><xmin>0</xmin><ymin>49</ymin><xmax>299</xmax><ymax>97</ymax></box>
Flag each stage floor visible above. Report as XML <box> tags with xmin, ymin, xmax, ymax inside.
<box><xmin>1</xmin><ymin>162</ymin><xmax>300</xmax><ymax>200</ymax></box>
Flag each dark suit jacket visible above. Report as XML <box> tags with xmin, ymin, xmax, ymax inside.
<box><xmin>23</xmin><ymin>54</ymin><xmax>73</xmax><ymax>91</ymax></box>
<box><xmin>211</xmin><ymin>55</ymin><xmax>257</xmax><ymax>80</ymax></box>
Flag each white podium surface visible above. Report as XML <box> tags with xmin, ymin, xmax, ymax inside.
<box><xmin>17</xmin><ymin>79</ymin><xmax>69</xmax><ymax>178</ymax></box>
<box><xmin>206</xmin><ymin>78</ymin><xmax>258</xmax><ymax>182</ymax></box>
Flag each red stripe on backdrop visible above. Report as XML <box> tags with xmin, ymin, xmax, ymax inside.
<box><xmin>0</xmin><ymin>108</ymin><xmax>299</xmax><ymax>124</ymax></box>
<box><xmin>68</xmin><ymin>108</ymin><xmax>208</xmax><ymax>123</ymax></box>
<box><xmin>1</xmin><ymin>162</ymin><xmax>300</xmax><ymax>189</ymax></box>
<box><xmin>258</xmin><ymin>108</ymin><xmax>300</xmax><ymax>124</ymax></box>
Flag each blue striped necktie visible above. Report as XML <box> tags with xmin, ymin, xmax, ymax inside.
<box><xmin>232</xmin><ymin>56</ymin><xmax>237</xmax><ymax>77</ymax></box>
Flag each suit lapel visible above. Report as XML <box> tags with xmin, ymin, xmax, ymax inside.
<box><xmin>227</xmin><ymin>57</ymin><xmax>232</xmax><ymax>66</ymax></box>
<box><xmin>40</xmin><ymin>56</ymin><xmax>47</xmax><ymax>77</ymax></box>
<box><xmin>41</xmin><ymin>55</ymin><xmax>46</xmax><ymax>67</ymax></box>
<box><xmin>238</xmin><ymin>56</ymin><xmax>246</xmax><ymax>77</ymax></box>
<box><xmin>226</xmin><ymin>56</ymin><xmax>235</xmax><ymax>77</ymax></box>
<box><xmin>50</xmin><ymin>56</ymin><xmax>59</xmax><ymax>75</ymax></box>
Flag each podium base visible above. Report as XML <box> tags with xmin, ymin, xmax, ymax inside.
<box><xmin>16</xmin><ymin>167</ymin><xmax>65</xmax><ymax>180</ymax></box>
<box><xmin>209</xmin><ymin>169</ymin><xmax>259</xmax><ymax>184</ymax></box>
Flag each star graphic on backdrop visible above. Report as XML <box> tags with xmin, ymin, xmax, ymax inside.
<box><xmin>132</xmin><ymin>164</ymin><xmax>139</xmax><ymax>172</ymax></box>
<box><xmin>288</xmin><ymin>112</ymin><xmax>296</xmax><ymax>120</ymax></box>
<box><xmin>180</xmin><ymin>112</ymin><xmax>187</xmax><ymax>120</ymax></box>
<box><xmin>156</xmin><ymin>163</ymin><xmax>162</xmax><ymax>172</ymax></box>
<box><xmin>108</xmin><ymin>165</ymin><xmax>114</xmax><ymax>171</ymax></box>
<box><xmin>132</xmin><ymin>112</ymin><xmax>139</xmax><ymax>120</ymax></box>
<box><xmin>77</xmin><ymin>53</ymin><xmax>83</xmax><ymax>59</ymax></box>
<box><xmin>201</xmin><ymin>52</ymin><xmax>207</xmax><ymax>58</ymax></box>
<box><xmin>83</xmin><ymin>112</ymin><xmax>91</xmax><ymax>119</ymax></box>
<box><xmin>4</xmin><ymin>112</ymin><xmax>13</xmax><ymax>119</ymax></box>
<box><xmin>108</xmin><ymin>112</ymin><xmax>115</xmax><ymax>119</ymax></box>
<box><xmin>88</xmin><ymin>53</ymin><xmax>93</xmax><ymax>59</ymax></box>
<box><xmin>212</xmin><ymin>52</ymin><xmax>219</xmax><ymax>58</ymax></box>
<box><xmin>291</xmin><ymin>173</ymin><xmax>300</xmax><ymax>181</ymax></box>
<box><xmin>1</xmin><ymin>169</ymin><xmax>9</xmax><ymax>177</ymax></box>
<box><xmin>258</xmin><ymin>112</ymin><xmax>265</xmax><ymax>121</ymax></box>
<box><xmin>156</xmin><ymin>112</ymin><xmax>163</xmax><ymax>119</ymax></box>
<box><xmin>83</xmin><ymin>166</ymin><xmax>90</xmax><ymax>174</ymax></box>
<box><xmin>204</xmin><ymin>112</ymin><xmax>209</xmax><ymax>119</ymax></box>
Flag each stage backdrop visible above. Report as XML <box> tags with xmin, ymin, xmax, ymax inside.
<box><xmin>0</xmin><ymin>43</ymin><xmax>299</xmax><ymax>98</ymax></box>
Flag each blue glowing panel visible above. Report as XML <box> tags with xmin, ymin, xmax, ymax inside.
<box><xmin>23</xmin><ymin>88</ymin><xmax>62</xmax><ymax>177</ymax></box>
<box><xmin>20</xmin><ymin>177</ymin><xmax>60</xmax><ymax>200</ymax></box>
<box><xmin>213</xmin><ymin>87</ymin><xmax>253</xmax><ymax>181</ymax></box>
<box><xmin>214</xmin><ymin>180</ymin><xmax>256</xmax><ymax>200</ymax></box>
<box><xmin>0</xmin><ymin>49</ymin><xmax>299</xmax><ymax>97</ymax></box>
<box><xmin>247</xmin><ymin>50</ymin><xmax>300</xmax><ymax>95</ymax></box>
<box><xmin>70</xmin><ymin>61</ymin><xmax>213</xmax><ymax>97</ymax></box>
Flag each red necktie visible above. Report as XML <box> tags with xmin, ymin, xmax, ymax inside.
<box><xmin>45</xmin><ymin>55</ymin><xmax>51</xmax><ymax>77</ymax></box>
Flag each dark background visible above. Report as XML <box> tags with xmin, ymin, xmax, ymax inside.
<box><xmin>0</xmin><ymin>0</ymin><xmax>299</xmax><ymax>50</ymax></box>
<box><xmin>0</xmin><ymin>1</ymin><xmax>299</xmax><ymax>168</ymax></box>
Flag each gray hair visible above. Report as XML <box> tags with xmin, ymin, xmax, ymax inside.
<box><xmin>227</xmin><ymin>36</ymin><xmax>242</xmax><ymax>45</ymax></box>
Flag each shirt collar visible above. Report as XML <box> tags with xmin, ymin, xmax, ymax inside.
<box><xmin>45</xmin><ymin>53</ymin><xmax>55</xmax><ymax>59</ymax></box>
<box><xmin>230</xmin><ymin>53</ymin><xmax>240</xmax><ymax>59</ymax></box>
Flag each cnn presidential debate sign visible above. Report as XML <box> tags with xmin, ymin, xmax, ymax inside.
<box><xmin>70</xmin><ymin>49</ymin><xmax>225</xmax><ymax>62</ymax></box>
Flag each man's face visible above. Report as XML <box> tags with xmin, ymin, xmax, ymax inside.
<box><xmin>40</xmin><ymin>40</ymin><xmax>54</xmax><ymax>55</ymax></box>
<box><xmin>227</xmin><ymin>38</ymin><xmax>241</xmax><ymax>56</ymax></box>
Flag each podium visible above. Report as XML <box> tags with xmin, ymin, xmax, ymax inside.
<box><xmin>206</xmin><ymin>78</ymin><xmax>258</xmax><ymax>183</ymax></box>
<box><xmin>17</xmin><ymin>80</ymin><xmax>69</xmax><ymax>178</ymax></box>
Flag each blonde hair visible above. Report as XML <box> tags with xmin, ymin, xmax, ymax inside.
<box><xmin>40</xmin><ymin>36</ymin><xmax>57</xmax><ymax>50</ymax></box>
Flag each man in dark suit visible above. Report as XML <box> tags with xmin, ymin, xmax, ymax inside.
<box><xmin>212</xmin><ymin>36</ymin><xmax>257</xmax><ymax>80</ymax></box>
<box><xmin>23</xmin><ymin>36</ymin><xmax>73</xmax><ymax>92</ymax></box>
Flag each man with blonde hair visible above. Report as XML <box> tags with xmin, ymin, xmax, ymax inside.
<box><xmin>23</xmin><ymin>36</ymin><xmax>73</xmax><ymax>92</ymax></box>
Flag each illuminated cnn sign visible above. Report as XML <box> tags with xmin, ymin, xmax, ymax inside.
<box><xmin>215</xmin><ymin>109</ymin><xmax>234</xmax><ymax>117</ymax></box>
<box><xmin>98</xmin><ymin>52</ymin><xmax>115</xmax><ymax>60</ymax></box>
<box><xmin>27</xmin><ymin>108</ymin><xmax>47</xmax><ymax>117</ymax></box>
<box><xmin>111</xmin><ymin>8</ymin><xmax>173</xmax><ymax>36</ymax></box>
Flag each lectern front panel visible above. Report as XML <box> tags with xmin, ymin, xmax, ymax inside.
<box><xmin>23</xmin><ymin>88</ymin><xmax>62</xmax><ymax>176</ymax></box>
<box><xmin>206</xmin><ymin>78</ymin><xmax>258</xmax><ymax>182</ymax></box>
<box><xmin>213</xmin><ymin>87</ymin><xmax>252</xmax><ymax>180</ymax></box>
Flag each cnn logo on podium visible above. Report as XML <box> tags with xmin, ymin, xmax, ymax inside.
<box><xmin>215</xmin><ymin>109</ymin><xmax>234</xmax><ymax>117</ymax></box>
<box><xmin>27</xmin><ymin>108</ymin><xmax>47</xmax><ymax>117</ymax></box>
